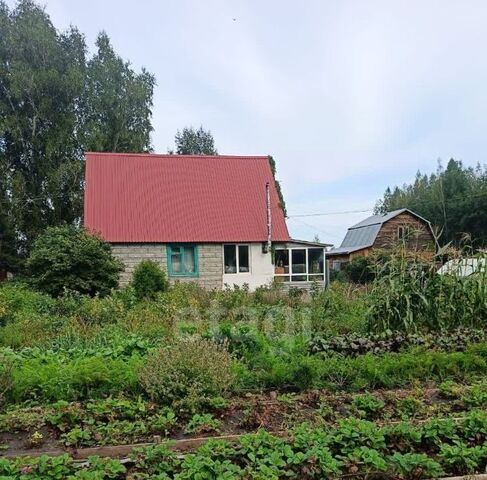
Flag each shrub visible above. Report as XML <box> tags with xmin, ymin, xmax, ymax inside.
<box><xmin>344</xmin><ymin>256</ymin><xmax>375</xmax><ymax>284</ymax></box>
<box><xmin>0</xmin><ymin>283</ymin><xmax>57</xmax><ymax>326</ymax></box>
<box><xmin>138</xmin><ymin>338</ymin><xmax>234</xmax><ymax>411</ymax></box>
<box><xmin>131</xmin><ymin>260</ymin><xmax>169</xmax><ymax>300</ymax></box>
<box><xmin>0</xmin><ymin>353</ymin><xmax>13</xmax><ymax>407</ymax></box>
<box><xmin>27</xmin><ymin>226</ymin><xmax>123</xmax><ymax>297</ymax></box>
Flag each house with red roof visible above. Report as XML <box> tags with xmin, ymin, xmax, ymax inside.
<box><xmin>84</xmin><ymin>152</ymin><xmax>329</xmax><ymax>290</ymax></box>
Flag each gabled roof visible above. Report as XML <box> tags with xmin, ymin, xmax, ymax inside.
<box><xmin>328</xmin><ymin>208</ymin><xmax>433</xmax><ymax>256</ymax></box>
<box><xmin>84</xmin><ymin>152</ymin><xmax>290</xmax><ymax>243</ymax></box>
<box><xmin>349</xmin><ymin>208</ymin><xmax>431</xmax><ymax>229</ymax></box>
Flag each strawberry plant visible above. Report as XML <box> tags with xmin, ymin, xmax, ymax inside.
<box><xmin>383</xmin><ymin>422</ymin><xmax>423</xmax><ymax>451</ymax></box>
<box><xmin>61</xmin><ymin>427</ymin><xmax>93</xmax><ymax>447</ymax></box>
<box><xmin>149</xmin><ymin>408</ymin><xmax>177</xmax><ymax>436</ymax></box>
<box><xmin>389</xmin><ymin>452</ymin><xmax>443</xmax><ymax>479</ymax></box>
<box><xmin>346</xmin><ymin>446</ymin><xmax>387</xmax><ymax>473</ymax></box>
<box><xmin>422</xmin><ymin>418</ymin><xmax>459</xmax><ymax>448</ymax></box>
<box><xmin>184</xmin><ymin>413</ymin><xmax>221</xmax><ymax>435</ymax></box>
<box><xmin>439</xmin><ymin>441</ymin><xmax>485</xmax><ymax>474</ymax></box>
<box><xmin>331</xmin><ymin>418</ymin><xmax>386</xmax><ymax>453</ymax></box>
<box><xmin>462</xmin><ymin>410</ymin><xmax>487</xmax><ymax>442</ymax></box>
<box><xmin>351</xmin><ymin>392</ymin><xmax>385</xmax><ymax>418</ymax></box>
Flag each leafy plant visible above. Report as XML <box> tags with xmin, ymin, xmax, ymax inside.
<box><xmin>309</xmin><ymin>327</ymin><xmax>487</xmax><ymax>357</ymax></box>
<box><xmin>439</xmin><ymin>441</ymin><xmax>484</xmax><ymax>474</ymax></box>
<box><xmin>27</xmin><ymin>226</ymin><xmax>123</xmax><ymax>297</ymax></box>
<box><xmin>131</xmin><ymin>260</ymin><xmax>169</xmax><ymax>301</ymax></box>
<box><xmin>0</xmin><ymin>352</ymin><xmax>13</xmax><ymax>407</ymax></box>
<box><xmin>462</xmin><ymin>382</ymin><xmax>487</xmax><ymax>407</ymax></box>
<box><xmin>184</xmin><ymin>413</ymin><xmax>221</xmax><ymax>435</ymax></box>
<box><xmin>389</xmin><ymin>452</ymin><xmax>443</xmax><ymax>479</ymax></box>
<box><xmin>150</xmin><ymin>408</ymin><xmax>178</xmax><ymax>436</ymax></box>
<box><xmin>138</xmin><ymin>338</ymin><xmax>234</xmax><ymax>411</ymax></box>
<box><xmin>438</xmin><ymin>380</ymin><xmax>464</xmax><ymax>399</ymax></box>
<box><xmin>331</xmin><ymin>418</ymin><xmax>385</xmax><ymax>454</ymax></box>
<box><xmin>62</xmin><ymin>427</ymin><xmax>92</xmax><ymax>447</ymax></box>
<box><xmin>351</xmin><ymin>393</ymin><xmax>385</xmax><ymax>418</ymax></box>
<box><xmin>346</xmin><ymin>446</ymin><xmax>387</xmax><ymax>472</ymax></box>
<box><xmin>422</xmin><ymin>418</ymin><xmax>459</xmax><ymax>447</ymax></box>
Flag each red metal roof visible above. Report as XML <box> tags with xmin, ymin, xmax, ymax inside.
<box><xmin>84</xmin><ymin>152</ymin><xmax>290</xmax><ymax>243</ymax></box>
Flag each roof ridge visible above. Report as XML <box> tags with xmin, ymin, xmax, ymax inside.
<box><xmin>85</xmin><ymin>152</ymin><xmax>269</xmax><ymax>159</ymax></box>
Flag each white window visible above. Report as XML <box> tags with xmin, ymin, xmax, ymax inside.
<box><xmin>224</xmin><ymin>245</ymin><xmax>250</xmax><ymax>274</ymax></box>
<box><xmin>274</xmin><ymin>247</ymin><xmax>324</xmax><ymax>282</ymax></box>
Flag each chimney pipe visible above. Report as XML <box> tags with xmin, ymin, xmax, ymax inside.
<box><xmin>266</xmin><ymin>182</ymin><xmax>272</xmax><ymax>253</ymax></box>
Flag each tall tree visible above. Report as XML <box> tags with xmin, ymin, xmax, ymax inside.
<box><xmin>376</xmin><ymin>159</ymin><xmax>487</xmax><ymax>247</ymax></box>
<box><xmin>0</xmin><ymin>0</ymin><xmax>155</xmax><ymax>259</ymax></box>
<box><xmin>174</xmin><ymin>126</ymin><xmax>217</xmax><ymax>155</ymax></box>
<box><xmin>81</xmin><ymin>32</ymin><xmax>155</xmax><ymax>153</ymax></box>
<box><xmin>0</xmin><ymin>0</ymin><xmax>86</xmax><ymax>254</ymax></box>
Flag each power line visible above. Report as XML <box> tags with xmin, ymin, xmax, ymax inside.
<box><xmin>288</xmin><ymin>208</ymin><xmax>374</xmax><ymax>218</ymax></box>
<box><xmin>287</xmin><ymin>190</ymin><xmax>487</xmax><ymax>219</ymax></box>
<box><xmin>287</xmin><ymin>216</ymin><xmax>342</xmax><ymax>241</ymax></box>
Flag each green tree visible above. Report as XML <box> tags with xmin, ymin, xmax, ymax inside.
<box><xmin>0</xmin><ymin>1</ymin><xmax>155</xmax><ymax>259</ymax></box>
<box><xmin>376</xmin><ymin>159</ymin><xmax>487</xmax><ymax>247</ymax></box>
<box><xmin>81</xmin><ymin>32</ymin><xmax>155</xmax><ymax>152</ymax></box>
<box><xmin>0</xmin><ymin>0</ymin><xmax>86</xmax><ymax>254</ymax></box>
<box><xmin>131</xmin><ymin>260</ymin><xmax>169</xmax><ymax>300</ymax></box>
<box><xmin>174</xmin><ymin>126</ymin><xmax>217</xmax><ymax>155</ymax></box>
<box><xmin>27</xmin><ymin>225</ymin><xmax>122</xmax><ymax>297</ymax></box>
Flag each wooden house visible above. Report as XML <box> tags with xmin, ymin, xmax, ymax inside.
<box><xmin>327</xmin><ymin>209</ymin><xmax>436</xmax><ymax>271</ymax></box>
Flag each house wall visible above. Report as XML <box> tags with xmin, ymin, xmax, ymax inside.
<box><xmin>222</xmin><ymin>243</ymin><xmax>274</xmax><ymax>290</ymax></box>
<box><xmin>111</xmin><ymin>243</ymin><xmax>223</xmax><ymax>290</ymax></box>
<box><xmin>327</xmin><ymin>212</ymin><xmax>435</xmax><ymax>270</ymax></box>
<box><xmin>327</xmin><ymin>249</ymin><xmax>369</xmax><ymax>270</ymax></box>
<box><xmin>374</xmin><ymin>212</ymin><xmax>435</xmax><ymax>253</ymax></box>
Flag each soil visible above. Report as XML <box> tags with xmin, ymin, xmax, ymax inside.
<box><xmin>0</xmin><ymin>383</ymin><xmax>466</xmax><ymax>458</ymax></box>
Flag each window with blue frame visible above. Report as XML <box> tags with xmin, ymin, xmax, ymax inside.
<box><xmin>167</xmin><ymin>245</ymin><xmax>198</xmax><ymax>276</ymax></box>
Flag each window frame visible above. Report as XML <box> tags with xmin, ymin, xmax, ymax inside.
<box><xmin>167</xmin><ymin>244</ymin><xmax>199</xmax><ymax>277</ymax></box>
<box><xmin>397</xmin><ymin>225</ymin><xmax>411</xmax><ymax>240</ymax></box>
<box><xmin>274</xmin><ymin>247</ymin><xmax>325</xmax><ymax>282</ymax></box>
<box><xmin>223</xmin><ymin>244</ymin><xmax>251</xmax><ymax>274</ymax></box>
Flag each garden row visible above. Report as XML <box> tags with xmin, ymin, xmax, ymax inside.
<box><xmin>4</xmin><ymin>337</ymin><xmax>487</xmax><ymax>409</ymax></box>
<box><xmin>5</xmin><ymin>410</ymin><xmax>487</xmax><ymax>478</ymax></box>
<box><xmin>4</xmin><ymin>336</ymin><xmax>487</xmax><ymax>409</ymax></box>
<box><xmin>3</xmin><ymin>378</ymin><xmax>487</xmax><ymax>453</ymax></box>
<box><xmin>308</xmin><ymin>327</ymin><xmax>487</xmax><ymax>357</ymax></box>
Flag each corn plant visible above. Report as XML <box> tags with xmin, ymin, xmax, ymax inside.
<box><xmin>367</xmin><ymin>249</ymin><xmax>486</xmax><ymax>333</ymax></box>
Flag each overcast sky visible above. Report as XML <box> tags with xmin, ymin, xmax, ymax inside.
<box><xmin>8</xmin><ymin>1</ymin><xmax>487</xmax><ymax>244</ymax></box>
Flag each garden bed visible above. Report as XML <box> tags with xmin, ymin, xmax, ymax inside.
<box><xmin>2</xmin><ymin>380</ymin><xmax>487</xmax><ymax>457</ymax></box>
<box><xmin>4</xmin><ymin>407</ymin><xmax>487</xmax><ymax>478</ymax></box>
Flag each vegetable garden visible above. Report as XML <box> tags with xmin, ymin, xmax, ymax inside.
<box><xmin>0</xmin><ymin>254</ymin><xmax>486</xmax><ymax>479</ymax></box>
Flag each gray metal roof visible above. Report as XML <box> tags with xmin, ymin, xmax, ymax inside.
<box><xmin>341</xmin><ymin>223</ymin><xmax>381</xmax><ymax>248</ymax></box>
<box><xmin>327</xmin><ymin>208</ymin><xmax>433</xmax><ymax>257</ymax></box>
<box><xmin>350</xmin><ymin>208</ymin><xmax>432</xmax><ymax>229</ymax></box>
<box><xmin>327</xmin><ymin>245</ymin><xmax>370</xmax><ymax>256</ymax></box>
